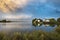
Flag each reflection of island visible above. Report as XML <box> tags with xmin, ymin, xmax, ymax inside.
<box><xmin>0</xmin><ymin>19</ymin><xmax>11</xmax><ymax>22</ymax></box>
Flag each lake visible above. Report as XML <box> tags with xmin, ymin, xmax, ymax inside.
<box><xmin>0</xmin><ymin>21</ymin><xmax>57</xmax><ymax>32</ymax></box>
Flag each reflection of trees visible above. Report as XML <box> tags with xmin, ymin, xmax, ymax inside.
<box><xmin>32</xmin><ymin>18</ymin><xmax>43</xmax><ymax>27</ymax></box>
<box><xmin>49</xmin><ymin>24</ymin><xmax>55</xmax><ymax>27</ymax></box>
<box><xmin>38</xmin><ymin>23</ymin><xmax>42</xmax><ymax>27</ymax></box>
<box><xmin>32</xmin><ymin>18</ymin><xmax>60</xmax><ymax>27</ymax></box>
<box><xmin>43</xmin><ymin>24</ymin><xmax>55</xmax><ymax>27</ymax></box>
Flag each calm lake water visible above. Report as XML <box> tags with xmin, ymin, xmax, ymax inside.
<box><xmin>0</xmin><ymin>21</ymin><xmax>57</xmax><ymax>32</ymax></box>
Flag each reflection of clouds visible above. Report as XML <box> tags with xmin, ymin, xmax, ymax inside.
<box><xmin>43</xmin><ymin>24</ymin><xmax>50</xmax><ymax>27</ymax></box>
<box><xmin>0</xmin><ymin>22</ymin><xmax>57</xmax><ymax>32</ymax></box>
<box><xmin>39</xmin><ymin>25</ymin><xmax>56</xmax><ymax>32</ymax></box>
<box><xmin>0</xmin><ymin>22</ymin><xmax>33</xmax><ymax>31</ymax></box>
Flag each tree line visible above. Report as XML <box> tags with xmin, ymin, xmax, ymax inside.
<box><xmin>32</xmin><ymin>18</ymin><xmax>60</xmax><ymax>26</ymax></box>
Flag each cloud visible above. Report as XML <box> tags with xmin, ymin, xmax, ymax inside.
<box><xmin>39</xmin><ymin>0</ymin><xmax>47</xmax><ymax>3</ymax></box>
<box><xmin>0</xmin><ymin>0</ymin><xmax>28</xmax><ymax>13</ymax></box>
<box><xmin>3</xmin><ymin>14</ymin><xmax>33</xmax><ymax>19</ymax></box>
<box><xmin>29</xmin><ymin>0</ymin><xmax>47</xmax><ymax>3</ymax></box>
<box><xmin>50</xmin><ymin>0</ymin><xmax>60</xmax><ymax>3</ymax></box>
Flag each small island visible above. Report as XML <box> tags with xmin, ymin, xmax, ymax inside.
<box><xmin>0</xmin><ymin>19</ymin><xmax>11</xmax><ymax>23</ymax></box>
<box><xmin>32</xmin><ymin>18</ymin><xmax>60</xmax><ymax>26</ymax></box>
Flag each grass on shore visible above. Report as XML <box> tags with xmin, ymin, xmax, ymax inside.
<box><xmin>0</xmin><ymin>29</ymin><xmax>60</xmax><ymax>40</ymax></box>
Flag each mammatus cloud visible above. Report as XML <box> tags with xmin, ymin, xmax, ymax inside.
<box><xmin>3</xmin><ymin>14</ymin><xmax>33</xmax><ymax>19</ymax></box>
<box><xmin>0</xmin><ymin>0</ymin><xmax>28</xmax><ymax>13</ymax></box>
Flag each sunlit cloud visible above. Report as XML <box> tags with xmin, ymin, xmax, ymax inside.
<box><xmin>0</xmin><ymin>0</ymin><xmax>60</xmax><ymax>19</ymax></box>
<box><xmin>0</xmin><ymin>0</ymin><xmax>28</xmax><ymax>13</ymax></box>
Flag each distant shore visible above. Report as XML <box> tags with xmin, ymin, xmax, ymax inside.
<box><xmin>0</xmin><ymin>19</ymin><xmax>11</xmax><ymax>23</ymax></box>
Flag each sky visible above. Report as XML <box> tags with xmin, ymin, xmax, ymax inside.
<box><xmin>0</xmin><ymin>0</ymin><xmax>60</xmax><ymax>20</ymax></box>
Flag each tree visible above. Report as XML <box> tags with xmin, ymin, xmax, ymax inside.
<box><xmin>38</xmin><ymin>19</ymin><xmax>43</xmax><ymax>22</ymax></box>
<box><xmin>49</xmin><ymin>18</ymin><xmax>56</xmax><ymax>24</ymax></box>
<box><xmin>32</xmin><ymin>18</ymin><xmax>38</xmax><ymax>26</ymax></box>
<box><xmin>2</xmin><ymin>19</ymin><xmax>6</xmax><ymax>22</ymax></box>
<box><xmin>57</xmin><ymin>18</ymin><xmax>60</xmax><ymax>22</ymax></box>
<box><xmin>57</xmin><ymin>18</ymin><xmax>60</xmax><ymax>25</ymax></box>
<box><xmin>32</xmin><ymin>18</ymin><xmax>43</xmax><ymax>26</ymax></box>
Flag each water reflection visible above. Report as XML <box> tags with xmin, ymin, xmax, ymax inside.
<box><xmin>0</xmin><ymin>21</ymin><xmax>58</xmax><ymax>32</ymax></box>
<box><xmin>0</xmin><ymin>22</ymin><xmax>34</xmax><ymax>31</ymax></box>
<box><xmin>43</xmin><ymin>24</ymin><xmax>56</xmax><ymax>27</ymax></box>
<box><xmin>32</xmin><ymin>21</ymin><xmax>56</xmax><ymax>27</ymax></box>
<box><xmin>32</xmin><ymin>23</ymin><xmax>57</xmax><ymax>32</ymax></box>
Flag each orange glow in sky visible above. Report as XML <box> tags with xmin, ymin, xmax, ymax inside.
<box><xmin>0</xmin><ymin>0</ymin><xmax>28</xmax><ymax>13</ymax></box>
